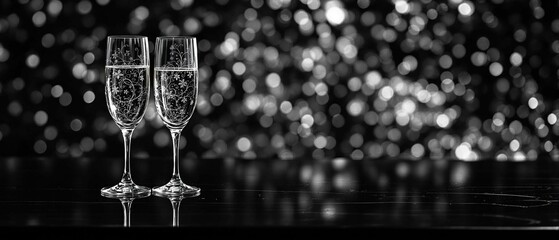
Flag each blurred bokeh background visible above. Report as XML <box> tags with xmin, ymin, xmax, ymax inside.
<box><xmin>1</xmin><ymin>0</ymin><xmax>559</xmax><ymax>161</ymax></box>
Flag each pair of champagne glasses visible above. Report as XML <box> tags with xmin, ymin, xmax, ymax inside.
<box><xmin>102</xmin><ymin>35</ymin><xmax>200</xmax><ymax>198</ymax></box>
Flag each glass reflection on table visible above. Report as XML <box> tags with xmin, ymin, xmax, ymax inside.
<box><xmin>153</xmin><ymin>191</ymin><xmax>200</xmax><ymax>227</ymax></box>
<box><xmin>102</xmin><ymin>194</ymin><xmax>150</xmax><ymax>227</ymax></box>
<box><xmin>3</xmin><ymin>156</ymin><xmax>559</xmax><ymax>228</ymax></box>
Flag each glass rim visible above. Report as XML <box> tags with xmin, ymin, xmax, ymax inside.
<box><xmin>108</xmin><ymin>35</ymin><xmax>148</xmax><ymax>39</ymax></box>
<box><xmin>156</xmin><ymin>36</ymin><xmax>196</xmax><ymax>40</ymax></box>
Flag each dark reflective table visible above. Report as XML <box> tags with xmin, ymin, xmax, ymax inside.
<box><xmin>2</xmin><ymin>156</ymin><xmax>559</xmax><ymax>237</ymax></box>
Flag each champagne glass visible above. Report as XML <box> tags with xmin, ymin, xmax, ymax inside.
<box><xmin>152</xmin><ymin>36</ymin><xmax>200</xmax><ymax>197</ymax></box>
<box><xmin>102</xmin><ymin>35</ymin><xmax>151</xmax><ymax>197</ymax></box>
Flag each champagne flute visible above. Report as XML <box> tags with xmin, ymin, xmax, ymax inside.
<box><xmin>152</xmin><ymin>36</ymin><xmax>200</xmax><ymax>197</ymax></box>
<box><xmin>102</xmin><ymin>35</ymin><xmax>151</xmax><ymax>197</ymax></box>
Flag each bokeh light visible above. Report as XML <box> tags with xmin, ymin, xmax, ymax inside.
<box><xmin>0</xmin><ymin>0</ymin><xmax>558</xmax><ymax>161</ymax></box>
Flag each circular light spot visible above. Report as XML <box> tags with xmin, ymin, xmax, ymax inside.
<box><xmin>232</xmin><ymin>62</ymin><xmax>246</xmax><ymax>75</ymax></box>
<box><xmin>134</xmin><ymin>6</ymin><xmax>150</xmax><ymax>20</ymax></box>
<box><xmin>44</xmin><ymin>126</ymin><xmax>58</xmax><ymax>140</ymax></box>
<box><xmin>26</xmin><ymin>54</ymin><xmax>40</xmax><ymax>68</ymax></box>
<box><xmin>80</xmin><ymin>137</ymin><xmax>95</xmax><ymax>152</ymax></box>
<box><xmin>32</xmin><ymin>11</ymin><xmax>46</xmax><ymax>27</ymax></box>
<box><xmin>280</xmin><ymin>101</ymin><xmax>292</xmax><ymax>114</ymax></box>
<box><xmin>458</xmin><ymin>1</ymin><xmax>475</xmax><ymax>16</ymax></box>
<box><xmin>0</xmin><ymin>44</ymin><xmax>10</xmax><ymax>62</ymax></box>
<box><xmin>153</xmin><ymin>129</ymin><xmax>170</xmax><ymax>148</ymax></box>
<box><xmin>509</xmin><ymin>52</ymin><xmax>523</xmax><ymax>66</ymax></box>
<box><xmin>489</xmin><ymin>62</ymin><xmax>503</xmax><ymax>76</ymax></box>
<box><xmin>72</xmin><ymin>63</ymin><xmax>87</xmax><ymax>79</ymax></box>
<box><xmin>314</xmin><ymin>135</ymin><xmax>328</xmax><ymax>149</ymax></box>
<box><xmin>349</xmin><ymin>133</ymin><xmax>363</xmax><ymax>148</ymax></box>
<box><xmin>237</xmin><ymin>137</ymin><xmax>252</xmax><ymax>152</ymax></box>
<box><xmin>476</xmin><ymin>37</ymin><xmax>490</xmax><ymax>51</ymax></box>
<box><xmin>496</xmin><ymin>153</ymin><xmax>507</xmax><ymax>161</ymax></box>
<box><xmin>387</xmin><ymin>128</ymin><xmax>401</xmax><ymax>141</ymax></box>
<box><xmin>325</xmin><ymin>2</ymin><xmax>346</xmax><ymax>26</ymax></box>
<box><xmin>438</xmin><ymin>55</ymin><xmax>453</xmax><ymax>69</ymax></box>
<box><xmin>441</xmin><ymin>78</ymin><xmax>455</xmax><ymax>93</ymax></box>
<box><xmin>59</xmin><ymin>92</ymin><xmax>72</xmax><ymax>106</ymax></box>
<box><xmin>242</xmin><ymin>78</ymin><xmax>256</xmax><ymax>93</ymax></box>
<box><xmin>436</xmin><ymin>114</ymin><xmax>450</xmax><ymax>128</ymax></box>
<box><xmin>394</xmin><ymin>0</ymin><xmax>410</xmax><ymax>14</ymax></box>
<box><xmin>478</xmin><ymin>136</ymin><xmax>493</xmax><ymax>151</ymax></box>
<box><xmin>411</xmin><ymin>143</ymin><xmax>425</xmax><ymax>158</ymax></box>
<box><xmin>470</xmin><ymin>51</ymin><xmax>487</xmax><ymax>66</ymax></box>
<box><xmin>210</xmin><ymin>93</ymin><xmax>224</xmax><ymax>106</ymax></box>
<box><xmin>509</xmin><ymin>139</ymin><xmax>520</xmax><ymax>151</ymax></box>
<box><xmin>332</xmin><ymin>114</ymin><xmax>345</xmax><ymax>128</ymax></box>
<box><xmin>47</xmin><ymin>0</ymin><xmax>63</xmax><ymax>16</ymax></box>
<box><xmin>347</xmin><ymin>99</ymin><xmax>365</xmax><ymax>116</ymax></box>
<box><xmin>12</xmin><ymin>78</ymin><xmax>24</xmax><ymax>90</ymax></box>
<box><xmin>455</xmin><ymin>143</ymin><xmax>472</xmax><ymax>160</ymax></box>
<box><xmin>379</xmin><ymin>86</ymin><xmax>394</xmax><ymax>101</ymax></box>
<box><xmin>365</xmin><ymin>71</ymin><xmax>382</xmax><ymax>89</ymax></box>
<box><xmin>514</xmin><ymin>29</ymin><xmax>526</xmax><ymax>42</ymax></box>
<box><xmin>386</xmin><ymin>143</ymin><xmax>400</xmax><ymax>157</ymax></box>
<box><xmin>301</xmin><ymin>114</ymin><xmax>314</xmax><ymax>128</ymax></box>
<box><xmin>509</xmin><ymin>120</ymin><xmax>523</xmax><ymax>135</ymax></box>
<box><xmin>547</xmin><ymin>113</ymin><xmax>557</xmax><ymax>125</ymax></box>
<box><xmin>51</xmin><ymin>85</ymin><xmax>63</xmax><ymax>98</ymax></box>
<box><xmin>42</xmin><ymin>33</ymin><xmax>56</xmax><ymax>48</ymax></box>
<box><xmin>34</xmin><ymin>140</ymin><xmax>47</xmax><ymax>154</ymax></box>
<box><xmin>452</xmin><ymin>44</ymin><xmax>466</xmax><ymax>58</ymax></box>
<box><xmin>314</xmin><ymin>82</ymin><xmax>328</xmax><ymax>96</ymax></box>
<box><xmin>8</xmin><ymin>101</ymin><xmax>22</xmax><ymax>116</ymax></box>
<box><xmin>76</xmin><ymin>0</ymin><xmax>93</xmax><ymax>14</ymax></box>
<box><xmin>496</xmin><ymin>78</ymin><xmax>509</xmax><ymax>93</ymax></box>
<box><xmin>94</xmin><ymin>138</ymin><xmax>107</xmax><ymax>151</ymax></box>
<box><xmin>528</xmin><ymin>97</ymin><xmax>538</xmax><ymax>109</ymax></box>
<box><xmin>196</xmin><ymin>126</ymin><xmax>213</xmax><ymax>142</ymax></box>
<box><xmin>347</xmin><ymin>77</ymin><xmax>362</xmax><ymax>92</ymax></box>
<box><xmin>70</xmin><ymin>119</ymin><xmax>83</xmax><ymax>131</ymax></box>
<box><xmin>265</xmin><ymin>73</ymin><xmax>281</xmax><ymax>88</ymax></box>
<box><xmin>351</xmin><ymin>149</ymin><xmax>364</xmax><ymax>160</ymax></box>
<box><xmin>34</xmin><ymin>110</ymin><xmax>48</xmax><ymax>126</ymax></box>
<box><xmin>301</xmin><ymin>58</ymin><xmax>314</xmax><ymax>71</ymax></box>
<box><xmin>544</xmin><ymin>141</ymin><xmax>553</xmax><ymax>152</ymax></box>
<box><xmin>83</xmin><ymin>90</ymin><xmax>95</xmax><ymax>103</ymax></box>
<box><xmin>83</xmin><ymin>52</ymin><xmax>95</xmax><ymax>64</ymax></box>
<box><xmin>183</xmin><ymin>17</ymin><xmax>201</xmax><ymax>34</ymax></box>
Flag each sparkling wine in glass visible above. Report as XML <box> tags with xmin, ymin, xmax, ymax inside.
<box><xmin>102</xmin><ymin>35</ymin><xmax>151</xmax><ymax>198</ymax></box>
<box><xmin>152</xmin><ymin>36</ymin><xmax>200</xmax><ymax>197</ymax></box>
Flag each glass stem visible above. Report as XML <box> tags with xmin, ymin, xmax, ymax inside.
<box><xmin>121</xmin><ymin>128</ymin><xmax>134</xmax><ymax>185</ymax></box>
<box><xmin>170</xmin><ymin>128</ymin><xmax>183</xmax><ymax>183</ymax></box>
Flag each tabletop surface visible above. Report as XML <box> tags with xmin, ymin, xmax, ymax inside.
<box><xmin>2</xmin><ymin>156</ymin><xmax>559</xmax><ymax>237</ymax></box>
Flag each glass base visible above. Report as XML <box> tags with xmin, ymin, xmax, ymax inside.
<box><xmin>152</xmin><ymin>180</ymin><xmax>200</xmax><ymax>197</ymax></box>
<box><xmin>101</xmin><ymin>181</ymin><xmax>152</xmax><ymax>198</ymax></box>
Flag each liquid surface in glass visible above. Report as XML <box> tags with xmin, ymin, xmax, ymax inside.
<box><xmin>154</xmin><ymin>67</ymin><xmax>198</xmax><ymax>129</ymax></box>
<box><xmin>105</xmin><ymin>65</ymin><xmax>150</xmax><ymax>129</ymax></box>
